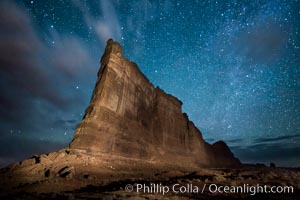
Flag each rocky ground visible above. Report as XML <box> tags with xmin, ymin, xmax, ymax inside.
<box><xmin>0</xmin><ymin>149</ymin><xmax>299</xmax><ymax>199</ymax></box>
<box><xmin>0</xmin><ymin>168</ymin><xmax>299</xmax><ymax>199</ymax></box>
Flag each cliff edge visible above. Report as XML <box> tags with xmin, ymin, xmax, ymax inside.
<box><xmin>0</xmin><ymin>39</ymin><xmax>240</xmax><ymax>194</ymax></box>
<box><xmin>69</xmin><ymin>39</ymin><xmax>240</xmax><ymax>167</ymax></box>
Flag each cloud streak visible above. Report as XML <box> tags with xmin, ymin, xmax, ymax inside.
<box><xmin>0</xmin><ymin>1</ymin><xmax>96</xmax><ymax>166</ymax></box>
<box><xmin>231</xmin><ymin>143</ymin><xmax>300</xmax><ymax>167</ymax></box>
<box><xmin>73</xmin><ymin>0</ymin><xmax>122</xmax><ymax>45</ymax></box>
<box><xmin>224</xmin><ymin>134</ymin><xmax>300</xmax><ymax>167</ymax></box>
<box><xmin>253</xmin><ymin>134</ymin><xmax>300</xmax><ymax>143</ymax></box>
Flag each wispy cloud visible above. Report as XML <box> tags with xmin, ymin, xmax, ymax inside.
<box><xmin>72</xmin><ymin>0</ymin><xmax>122</xmax><ymax>45</ymax></box>
<box><xmin>229</xmin><ymin>135</ymin><xmax>300</xmax><ymax>167</ymax></box>
<box><xmin>0</xmin><ymin>1</ymin><xmax>96</xmax><ymax>166</ymax></box>
<box><xmin>253</xmin><ymin>134</ymin><xmax>300</xmax><ymax>143</ymax></box>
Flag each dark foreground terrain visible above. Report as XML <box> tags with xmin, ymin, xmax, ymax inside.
<box><xmin>0</xmin><ymin>151</ymin><xmax>299</xmax><ymax>200</ymax></box>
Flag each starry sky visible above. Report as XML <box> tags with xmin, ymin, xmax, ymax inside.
<box><xmin>0</xmin><ymin>0</ymin><xmax>299</xmax><ymax>167</ymax></box>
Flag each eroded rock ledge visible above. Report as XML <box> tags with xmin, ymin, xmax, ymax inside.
<box><xmin>69</xmin><ymin>39</ymin><xmax>240</xmax><ymax>167</ymax></box>
<box><xmin>0</xmin><ymin>39</ymin><xmax>242</xmax><ymax>194</ymax></box>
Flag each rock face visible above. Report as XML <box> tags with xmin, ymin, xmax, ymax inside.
<box><xmin>2</xmin><ymin>40</ymin><xmax>300</xmax><ymax>199</ymax></box>
<box><xmin>69</xmin><ymin>39</ymin><xmax>240</xmax><ymax>167</ymax></box>
<box><xmin>0</xmin><ymin>39</ymin><xmax>240</xmax><ymax>193</ymax></box>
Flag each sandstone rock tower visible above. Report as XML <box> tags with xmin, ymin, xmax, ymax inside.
<box><xmin>69</xmin><ymin>39</ymin><xmax>240</xmax><ymax>167</ymax></box>
<box><xmin>0</xmin><ymin>39</ymin><xmax>241</xmax><ymax>195</ymax></box>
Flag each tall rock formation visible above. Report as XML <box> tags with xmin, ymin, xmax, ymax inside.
<box><xmin>69</xmin><ymin>39</ymin><xmax>240</xmax><ymax>167</ymax></box>
<box><xmin>3</xmin><ymin>40</ymin><xmax>300</xmax><ymax>199</ymax></box>
<box><xmin>0</xmin><ymin>39</ymin><xmax>241</xmax><ymax>195</ymax></box>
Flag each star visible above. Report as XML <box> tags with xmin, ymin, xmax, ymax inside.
<box><xmin>0</xmin><ymin>0</ymin><xmax>298</xmax><ymax>167</ymax></box>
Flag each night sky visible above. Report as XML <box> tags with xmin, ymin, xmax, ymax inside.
<box><xmin>0</xmin><ymin>0</ymin><xmax>299</xmax><ymax>167</ymax></box>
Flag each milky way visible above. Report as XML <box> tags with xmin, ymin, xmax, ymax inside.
<box><xmin>0</xmin><ymin>0</ymin><xmax>299</xmax><ymax>167</ymax></box>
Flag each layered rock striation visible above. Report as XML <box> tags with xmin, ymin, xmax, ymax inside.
<box><xmin>2</xmin><ymin>40</ymin><xmax>300</xmax><ymax>199</ymax></box>
<box><xmin>0</xmin><ymin>39</ymin><xmax>241</xmax><ymax>195</ymax></box>
<box><xmin>69</xmin><ymin>39</ymin><xmax>240</xmax><ymax>167</ymax></box>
